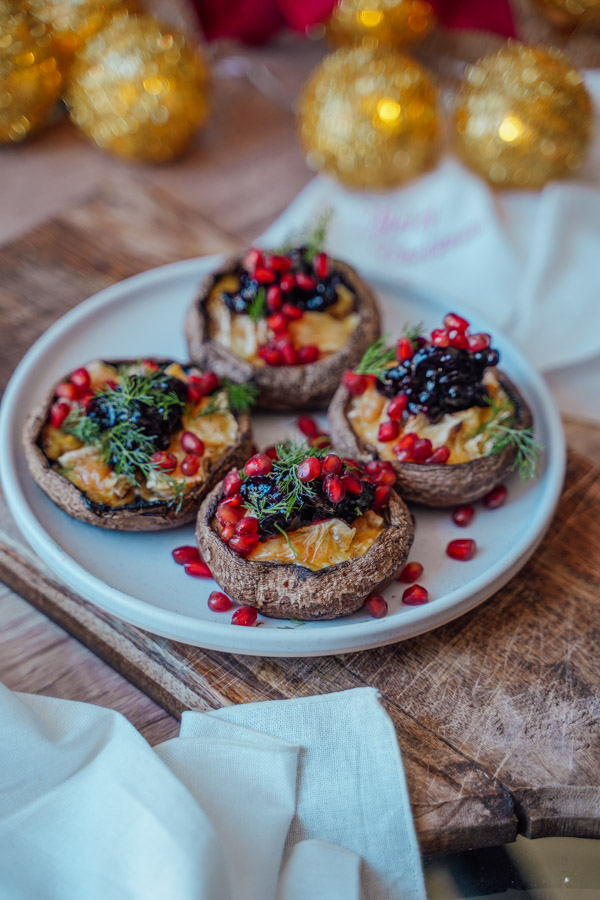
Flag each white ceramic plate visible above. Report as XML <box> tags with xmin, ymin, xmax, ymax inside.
<box><xmin>0</xmin><ymin>257</ymin><xmax>565</xmax><ymax>656</ymax></box>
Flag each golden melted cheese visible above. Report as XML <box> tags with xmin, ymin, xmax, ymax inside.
<box><xmin>58</xmin><ymin>445</ymin><xmax>134</xmax><ymax>507</ymax></box>
<box><xmin>349</xmin><ymin>370</ymin><xmax>510</xmax><ymax>464</ymax></box>
<box><xmin>248</xmin><ymin>509</ymin><xmax>384</xmax><ymax>572</ymax></box>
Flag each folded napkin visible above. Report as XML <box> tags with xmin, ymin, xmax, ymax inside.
<box><xmin>261</xmin><ymin>72</ymin><xmax>600</xmax><ymax>423</ymax></box>
<box><xmin>0</xmin><ymin>683</ymin><xmax>425</xmax><ymax>900</ymax></box>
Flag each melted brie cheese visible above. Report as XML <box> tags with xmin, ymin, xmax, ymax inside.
<box><xmin>248</xmin><ymin>509</ymin><xmax>384</xmax><ymax>572</ymax></box>
<box><xmin>58</xmin><ymin>445</ymin><xmax>134</xmax><ymax>507</ymax></box>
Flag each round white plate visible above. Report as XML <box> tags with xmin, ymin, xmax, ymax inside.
<box><xmin>0</xmin><ymin>256</ymin><xmax>565</xmax><ymax>656</ymax></box>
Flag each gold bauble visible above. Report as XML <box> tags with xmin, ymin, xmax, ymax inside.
<box><xmin>64</xmin><ymin>13</ymin><xmax>210</xmax><ymax>163</ymax></box>
<box><xmin>298</xmin><ymin>46</ymin><xmax>440</xmax><ymax>190</ymax></box>
<box><xmin>328</xmin><ymin>0</ymin><xmax>435</xmax><ymax>47</ymax></box>
<box><xmin>453</xmin><ymin>43</ymin><xmax>592</xmax><ymax>189</ymax></box>
<box><xmin>25</xmin><ymin>0</ymin><xmax>137</xmax><ymax>60</ymax></box>
<box><xmin>531</xmin><ymin>0</ymin><xmax>600</xmax><ymax>31</ymax></box>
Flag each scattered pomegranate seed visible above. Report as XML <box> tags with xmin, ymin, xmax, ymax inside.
<box><xmin>398</xmin><ymin>561</ymin><xmax>424</xmax><ymax>583</ymax></box>
<box><xmin>365</xmin><ymin>594</ymin><xmax>388</xmax><ymax>618</ymax></box>
<box><xmin>321</xmin><ymin>454</ymin><xmax>342</xmax><ymax>475</ymax></box>
<box><xmin>402</xmin><ymin>584</ymin><xmax>429</xmax><ymax>605</ymax></box>
<box><xmin>56</xmin><ymin>382</ymin><xmax>79</xmax><ymax>401</ymax></box>
<box><xmin>452</xmin><ymin>505</ymin><xmax>474</xmax><ymax>527</ymax></box>
<box><xmin>412</xmin><ymin>438</ymin><xmax>433</xmax><ymax>463</ymax></box>
<box><xmin>172</xmin><ymin>545</ymin><xmax>201</xmax><ymax>566</ymax></box>
<box><xmin>223</xmin><ymin>469</ymin><xmax>242</xmax><ymax>497</ymax></box>
<box><xmin>378</xmin><ymin>420</ymin><xmax>400</xmax><ymax>443</ymax></box>
<box><xmin>297</xmin><ymin>345</ymin><xmax>320</xmax><ymax>364</ymax></box>
<box><xmin>267</xmin><ymin>313</ymin><xmax>288</xmax><ymax>334</ymax></box>
<box><xmin>264</xmin><ymin>445</ymin><xmax>279</xmax><ymax>460</ymax></box>
<box><xmin>232</xmin><ymin>605</ymin><xmax>258</xmax><ymax>626</ymax></box>
<box><xmin>431</xmin><ymin>328</ymin><xmax>450</xmax><ymax>347</ymax></box>
<box><xmin>342</xmin><ymin>472</ymin><xmax>363</xmax><ymax>496</ymax></box>
<box><xmin>387</xmin><ymin>394</ymin><xmax>408</xmax><ymax>420</ymax></box>
<box><xmin>324</xmin><ymin>474</ymin><xmax>346</xmax><ymax>503</ymax></box>
<box><xmin>184</xmin><ymin>560</ymin><xmax>212</xmax><ymax>578</ymax></box>
<box><xmin>243</xmin><ymin>248</ymin><xmax>263</xmax><ymax>272</ymax></box>
<box><xmin>444</xmin><ymin>312</ymin><xmax>469</xmax><ymax>333</ymax></box>
<box><xmin>374</xmin><ymin>484</ymin><xmax>392</xmax><ymax>508</ymax></box>
<box><xmin>314</xmin><ymin>252</ymin><xmax>329</xmax><ymax>279</ymax></box>
<box><xmin>282</xmin><ymin>302</ymin><xmax>304</xmax><ymax>320</ymax></box>
<box><xmin>245</xmin><ymin>453</ymin><xmax>272</xmax><ymax>477</ymax></box>
<box><xmin>298</xmin><ymin>416</ymin><xmax>319</xmax><ymax>438</ymax></box>
<box><xmin>297</xmin><ymin>456</ymin><xmax>321</xmax><ymax>482</ymax></box>
<box><xmin>279</xmin><ymin>273</ymin><xmax>296</xmax><ymax>293</ymax></box>
<box><xmin>236</xmin><ymin>516</ymin><xmax>259</xmax><ymax>534</ymax></box>
<box><xmin>181</xmin><ymin>454</ymin><xmax>200</xmax><ymax>477</ymax></box>
<box><xmin>229</xmin><ymin>533</ymin><xmax>260</xmax><ymax>556</ymax></box>
<box><xmin>208</xmin><ymin>591</ymin><xmax>231</xmax><ymax>612</ymax></box>
<box><xmin>216</xmin><ymin>503</ymin><xmax>244</xmax><ymax>527</ymax></box>
<box><xmin>467</xmin><ymin>332</ymin><xmax>491</xmax><ymax>352</ymax></box>
<box><xmin>396</xmin><ymin>337</ymin><xmax>414</xmax><ymax>362</ymax></box>
<box><xmin>254</xmin><ymin>266</ymin><xmax>276</xmax><ymax>284</ymax></box>
<box><xmin>295</xmin><ymin>272</ymin><xmax>317</xmax><ymax>291</ymax></box>
<box><xmin>446</xmin><ymin>538</ymin><xmax>477</xmax><ymax>561</ymax></box>
<box><xmin>310</xmin><ymin>433</ymin><xmax>331</xmax><ymax>449</ymax></box>
<box><xmin>70</xmin><ymin>367</ymin><xmax>90</xmax><ymax>391</ymax></box>
<box><xmin>482</xmin><ymin>485</ymin><xmax>507</xmax><ymax>509</ymax></box>
<box><xmin>50</xmin><ymin>400</ymin><xmax>71</xmax><ymax>428</ymax></box>
<box><xmin>181</xmin><ymin>431</ymin><xmax>205</xmax><ymax>456</ymax></box>
<box><xmin>221</xmin><ymin>523</ymin><xmax>236</xmax><ymax>541</ymax></box>
<box><xmin>426</xmin><ymin>445</ymin><xmax>450</xmax><ymax>465</ymax></box>
<box><xmin>150</xmin><ymin>451</ymin><xmax>177</xmax><ymax>472</ymax></box>
<box><xmin>342</xmin><ymin>370</ymin><xmax>368</xmax><ymax>395</ymax></box>
<box><xmin>266</xmin><ymin>284</ymin><xmax>283</xmax><ymax>312</ymax></box>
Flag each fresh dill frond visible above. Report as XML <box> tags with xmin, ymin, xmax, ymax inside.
<box><xmin>191</xmin><ymin>380</ymin><xmax>258</xmax><ymax>419</ymax></box>
<box><xmin>242</xmin><ymin>440</ymin><xmax>329</xmax><ymax>524</ymax></box>
<box><xmin>402</xmin><ymin>321</ymin><xmax>424</xmax><ymax>346</ymax></box>
<box><xmin>274</xmin><ymin>523</ymin><xmax>300</xmax><ymax>558</ymax></box>
<box><xmin>354</xmin><ymin>335</ymin><xmax>396</xmax><ymax>380</ymax></box>
<box><xmin>476</xmin><ymin>395</ymin><xmax>542</xmax><ymax>481</ymax></box>
<box><xmin>108</xmin><ymin>365</ymin><xmax>184</xmax><ymax>421</ymax></box>
<box><xmin>247</xmin><ymin>287</ymin><xmax>266</xmax><ymax>322</ymax></box>
<box><xmin>303</xmin><ymin>208</ymin><xmax>333</xmax><ymax>262</ymax></box>
<box><xmin>63</xmin><ymin>407</ymin><xmax>102</xmax><ymax>445</ymax></box>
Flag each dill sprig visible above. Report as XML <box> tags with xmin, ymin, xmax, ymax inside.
<box><xmin>274</xmin><ymin>523</ymin><xmax>300</xmax><ymax>558</ymax></box>
<box><xmin>247</xmin><ymin>287</ymin><xmax>266</xmax><ymax>322</ymax></box>
<box><xmin>402</xmin><ymin>321</ymin><xmax>424</xmax><ymax>346</ymax></box>
<box><xmin>476</xmin><ymin>396</ymin><xmax>542</xmax><ymax>481</ymax></box>
<box><xmin>271</xmin><ymin>207</ymin><xmax>333</xmax><ymax>261</ymax></box>
<box><xmin>107</xmin><ymin>366</ymin><xmax>184</xmax><ymax>421</ymax></box>
<box><xmin>354</xmin><ymin>334</ymin><xmax>396</xmax><ymax>380</ymax></box>
<box><xmin>191</xmin><ymin>380</ymin><xmax>258</xmax><ymax>419</ymax></box>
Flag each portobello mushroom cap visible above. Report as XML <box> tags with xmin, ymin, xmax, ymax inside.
<box><xmin>328</xmin><ymin>370</ymin><xmax>534</xmax><ymax>508</ymax></box>
<box><xmin>196</xmin><ymin>482</ymin><xmax>414</xmax><ymax>620</ymax></box>
<box><xmin>23</xmin><ymin>360</ymin><xmax>254</xmax><ymax>532</ymax></box>
<box><xmin>185</xmin><ymin>255</ymin><xmax>381</xmax><ymax>411</ymax></box>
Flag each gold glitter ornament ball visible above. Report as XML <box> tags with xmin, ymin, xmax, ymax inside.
<box><xmin>64</xmin><ymin>14</ymin><xmax>210</xmax><ymax>163</ymax></box>
<box><xmin>298</xmin><ymin>46</ymin><xmax>440</xmax><ymax>190</ymax></box>
<box><xmin>0</xmin><ymin>5</ymin><xmax>63</xmax><ymax>143</ymax></box>
<box><xmin>328</xmin><ymin>0</ymin><xmax>436</xmax><ymax>47</ymax></box>
<box><xmin>453</xmin><ymin>43</ymin><xmax>592</xmax><ymax>189</ymax></box>
<box><xmin>25</xmin><ymin>0</ymin><xmax>138</xmax><ymax>60</ymax></box>
<box><xmin>531</xmin><ymin>0</ymin><xmax>600</xmax><ymax>31</ymax></box>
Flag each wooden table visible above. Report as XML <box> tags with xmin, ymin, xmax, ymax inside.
<box><xmin>1</xmin><ymin>45</ymin><xmax>600</xmax><ymax>858</ymax></box>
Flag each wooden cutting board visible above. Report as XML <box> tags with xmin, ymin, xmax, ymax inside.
<box><xmin>1</xmin><ymin>176</ymin><xmax>599</xmax><ymax>857</ymax></box>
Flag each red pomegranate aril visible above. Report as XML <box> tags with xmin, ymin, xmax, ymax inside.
<box><xmin>70</xmin><ymin>367</ymin><xmax>90</xmax><ymax>391</ymax></box>
<box><xmin>396</xmin><ymin>336</ymin><xmax>414</xmax><ymax>362</ymax></box>
<box><xmin>321</xmin><ymin>453</ymin><xmax>342</xmax><ymax>475</ymax></box>
<box><xmin>374</xmin><ymin>484</ymin><xmax>392</xmax><ymax>508</ymax></box>
<box><xmin>467</xmin><ymin>332</ymin><xmax>491</xmax><ymax>352</ymax></box>
<box><xmin>426</xmin><ymin>445</ymin><xmax>450</xmax><ymax>465</ymax></box>
<box><xmin>172</xmin><ymin>545</ymin><xmax>201</xmax><ymax>566</ymax></box>
<box><xmin>181</xmin><ymin>431</ymin><xmax>205</xmax><ymax>456</ymax></box>
<box><xmin>197</xmin><ymin>372</ymin><xmax>220</xmax><ymax>395</ymax></box>
<box><xmin>314</xmin><ymin>252</ymin><xmax>329</xmax><ymax>279</ymax></box>
<box><xmin>444</xmin><ymin>312</ymin><xmax>470</xmax><ymax>333</ymax></box>
<box><xmin>141</xmin><ymin>359</ymin><xmax>160</xmax><ymax>374</ymax></box>
<box><xmin>267</xmin><ymin>313</ymin><xmax>288</xmax><ymax>334</ymax></box>
<box><xmin>431</xmin><ymin>328</ymin><xmax>450</xmax><ymax>348</ymax></box>
<box><xmin>56</xmin><ymin>382</ymin><xmax>79</xmax><ymax>401</ymax></box>
<box><xmin>181</xmin><ymin>454</ymin><xmax>200</xmax><ymax>477</ymax></box>
<box><xmin>324</xmin><ymin>474</ymin><xmax>346</xmax><ymax>503</ymax></box>
<box><xmin>297</xmin><ymin>456</ymin><xmax>321</xmax><ymax>482</ymax></box>
<box><xmin>229</xmin><ymin>533</ymin><xmax>260</xmax><ymax>556</ymax></box>
<box><xmin>376</xmin><ymin>467</ymin><xmax>397</xmax><ymax>486</ymax></box>
<box><xmin>208</xmin><ymin>591</ymin><xmax>232</xmax><ymax>612</ymax></box>
<box><xmin>387</xmin><ymin>394</ymin><xmax>408</xmax><ymax>420</ymax></box>
<box><xmin>216</xmin><ymin>502</ymin><xmax>244</xmax><ymax>527</ymax></box>
<box><xmin>297</xmin><ymin>345</ymin><xmax>320</xmax><ymax>364</ymax></box>
<box><xmin>268</xmin><ymin>253</ymin><xmax>292</xmax><ymax>273</ymax></box>
<box><xmin>264</xmin><ymin>445</ymin><xmax>279</xmax><ymax>460</ymax></box>
<box><xmin>452</xmin><ymin>505</ymin><xmax>475</xmax><ymax>527</ymax></box>
<box><xmin>187</xmin><ymin>384</ymin><xmax>203</xmax><ymax>405</ymax></box>
<box><xmin>365</xmin><ymin>460</ymin><xmax>384</xmax><ymax>476</ymax></box>
<box><xmin>398</xmin><ymin>561</ymin><xmax>424</xmax><ymax>583</ymax></box>
<box><xmin>483</xmin><ymin>484</ymin><xmax>507</xmax><ymax>508</ymax></box>
<box><xmin>449</xmin><ymin>330</ymin><xmax>469</xmax><ymax>350</ymax></box>
<box><xmin>342</xmin><ymin>371</ymin><xmax>368</xmax><ymax>395</ymax></box>
<box><xmin>232</xmin><ymin>605</ymin><xmax>258</xmax><ymax>626</ymax></box>
<box><xmin>378</xmin><ymin>420</ymin><xmax>400</xmax><ymax>443</ymax></box>
<box><xmin>280</xmin><ymin>341</ymin><xmax>298</xmax><ymax>366</ymax></box>
<box><xmin>105</xmin><ymin>380</ymin><xmax>118</xmax><ymax>391</ymax></box>
<box><xmin>221</xmin><ymin>523</ymin><xmax>236</xmax><ymax>541</ymax></box>
<box><xmin>297</xmin><ymin>415</ymin><xmax>319</xmax><ymax>438</ymax></box>
<box><xmin>395</xmin><ymin>449</ymin><xmax>413</xmax><ymax>462</ymax></box>
<box><xmin>221</xmin><ymin>493</ymin><xmax>243</xmax><ymax>508</ymax></box>
<box><xmin>245</xmin><ymin>453</ymin><xmax>272</xmax><ymax>477</ymax></box>
<box><xmin>342</xmin><ymin>472</ymin><xmax>363</xmax><ymax>496</ymax></box>
<box><xmin>412</xmin><ymin>438</ymin><xmax>433</xmax><ymax>463</ymax></box>
<box><xmin>150</xmin><ymin>451</ymin><xmax>177</xmax><ymax>472</ymax></box>
<box><xmin>365</xmin><ymin>594</ymin><xmax>388</xmax><ymax>618</ymax></box>
<box><xmin>266</xmin><ymin>284</ymin><xmax>283</xmax><ymax>312</ymax></box>
<box><xmin>263</xmin><ymin>347</ymin><xmax>283</xmax><ymax>367</ymax></box>
<box><xmin>397</xmin><ymin>432</ymin><xmax>418</xmax><ymax>453</ymax></box>
<box><xmin>343</xmin><ymin>457</ymin><xmax>361</xmax><ymax>471</ymax></box>
<box><xmin>79</xmin><ymin>390</ymin><xmax>94</xmax><ymax>411</ymax></box>
<box><xmin>279</xmin><ymin>273</ymin><xmax>296</xmax><ymax>293</ymax></box>
<box><xmin>184</xmin><ymin>560</ymin><xmax>212</xmax><ymax>578</ymax></box>
<box><xmin>310</xmin><ymin>433</ymin><xmax>331</xmax><ymax>450</ymax></box>
<box><xmin>235</xmin><ymin>516</ymin><xmax>259</xmax><ymax>534</ymax></box>
<box><xmin>402</xmin><ymin>584</ymin><xmax>429</xmax><ymax>605</ymax></box>
<box><xmin>295</xmin><ymin>272</ymin><xmax>316</xmax><ymax>291</ymax></box>
<box><xmin>50</xmin><ymin>400</ymin><xmax>71</xmax><ymax>428</ymax></box>
<box><xmin>446</xmin><ymin>538</ymin><xmax>477</xmax><ymax>561</ymax></box>
<box><xmin>282</xmin><ymin>302</ymin><xmax>304</xmax><ymax>321</ymax></box>
<box><xmin>243</xmin><ymin>248</ymin><xmax>263</xmax><ymax>272</ymax></box>
<box><xmin>254</xmin><ymin>266</ymin><xmax>276</xmax><ymax>284</ymax></box>
<box><xmin>223</xmin><ymin>469</ymin><xmax>242</xmax><ymax>496</ymax></box>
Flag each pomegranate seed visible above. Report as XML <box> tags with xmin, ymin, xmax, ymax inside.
<box><xmin>444</xmin><ymin>312</ymin><xmax>469</xmax><ymax>333</ymax></box>
<box><xmin>343</xmin><ymin>457</ymin><xmax>361</xmax><ymax>470</ymax></box>
<box><xmin>208</xmin><ymin>591</ymin><xmax>231</xmax><ymax>612</ymax></box>
<box><xmin>223</xmin><ymin>469</ymin><xmax>242</xmax><ymax>496</ymax></box>
<box><xmin>483</xmin><ymin>484</ymin><xmax>507</xmax><ymax>508</ymax></box>
<box><xmin>375</xmin><ymin>467</ymin><xmax>396</xmax><ymax>486</ymax></box>
<box><xmin>198</xmin><ymin>372</ymin><xmax>220</xmax><ymax>395</ymax></box>
<box><xmin>446</xmin><ymin>538</ymin><xmax>477</xmax><ymax>561</ymax></box>
<box><xmin>395</xmin><ymin>450</ymin><xmax>412</xmax><ymax>462</ymax></box>
<box><xmin>378</xmin><ymin>420</ymin><xmax>400</xmax><ymax>443</ymax></box>
<box><xmin>322</xmin><ymin>453</ymin><xmax>342</xmax><ymax>475</ymax></box>
<box><xmin>448</xmin><ymin>330</ymin><xmax>469</xmax><ymax>350</ymax></box>
<box><xmin>184</xmin><ymin>560</ymin><xmax>212</xmax><ymax>578</ymax></box>
<box><xmin>297</xmin><ymin>415</ymin><xmax>319</xmax><ymax>438</ymax></box>
<box><xmin>342</xmin><ymin>371</ymin><xmax>368</xmax><ymax>395</ymax></box>
<box><xmin>412</xmin><ymin>438</ymin><xmax>433</xmax><ymax>463</ymax></box>
<box><xmin>365</xmin><ymin>460</ymin><xmax>384</xmax><ymax>476</ymax></box>
<box><xmin>181</xmin><ymin>454</ymin><xmax>200</xmax><ymax>477</ymax></box>
<box><xmin>70</xmin><ymin>367</ymin><xmax>90</xmax><ymax>391</ymax></box>
<box><xmin>79</xmin><ymin>390</ymin><xmax>94</xmax><ymax>411</ymax></box>
<box><xmin>467</xmin><ymin>332</ymin><xmax>491</xmax><ymax>352</ymax></box>
<box><xmin>280</xmin><ymin>341</ymin><xmax>298</xmax><ymax>366</ymax></box>
<box><xmin>221</xmin><ymin>523</ymin><xmax>236</xmax><ymax>541</ymax></box>
<box><xmin>263</xmin><ymin>347</ymin><xmax>283</xmax><ymax>367</ymax></box>
<box><xmin>396</xmin><ymin>432</ymin><xmax>418</xmax><ymax>454</ymax></box>
<box><xmin>267</xmin><ymin>313</ymin><xmax>288</xmax><ymax>334</ymax></box>
<box><xmin>374</xmin><ymin>484</ymin><xmax>392</xmax><ymax>508</ymax></box>
<box><xmin>279</xmin><ymin>273</ymin><xmax>296</xmax><ymax>293</ymax></box>
<box><xmin>150</xmin><ymin>451</ymin><xmax>177</xmax><ymax>472</ymax></box>
<box><xmin>221</xmin><ymin>493</ymin><xmax>243</xmax><ymax>508</ymax></box>
<box><xmin>396</xmin><ymin>337</ymin><xmax>414</xmax><ymax>362</ymax></box>
<box><xmin>236</xmin><ymin>516</ymin><xmax>259</xmax><ymax>534</ymax></box>
<box><xmin>264</xmin><ymin>445</ymin><xmax>279</xmax><ymax>460</ymax></box>
<box><xmin>282</xmin><ymin>302</ymin><xmax>304</xmax><ymax>320</ymax></box>
<box><xmin>342</xmin><ymin>472</ymin><xmax>362</xmax><ymax>496</ymax></box>
<box><xmin>365</xmin><ymin>593</ymin><xmax>388</xmax><ymax>618</ymax></box>
<box><xmin>314</xmin><ymin>252</ymin><xmax>329</xmax><ymax>279</ymax></box>
<box><xmin>402</xmin><ymin>584</ymin><xmax>429</xmax><ymax>605</ymax></box>
<box><xmin>104</xmin><ymin>380</ymin><xmax>118</xmax><ymax>390</ymax></box>
<box><xmin>181</xmin><ymin>431</ymin><xmax>205</xmax><ymax>456</ymax></box>
<box><xmin>243</xmin><ymin>248</ymin><xmax>263</xmax><ymax>272</ymax></box>
<box><xmin>452</xmin><ymin>505</ymin><xmax>475</xmax><ymax>527</ymax></box>
<box><xmin>56</xmin><ymin>382</ymin><xmax>79</xmax><ymax>401</ymax></box>
<box><xmin>387</xmin><ymin>394</ymin><xmax>408</xmax><ymax>420</ymax></box>
<box><xmin>229</xmin><ymin>533</ymin><xmax>260</xmax><ymax>556</ymax></box>
<box><xmin>232</xmin><ymin>605</ymin><xmax>258</xmax><ymax>626</ymax></box>
<box><xmin>50</xmin><ymin>400</ymin><xmax>71</xmax><ymax>428</ymax></box>
<box><xmin>187</xmin><ymin>384</ymin><xmax>204</xmax><ymax>405</ymax></box>
<box><xmin>245</xmin><ymin>453</ymin><xmax>272</xmax><ymax>477</ymax></box>
<box><xmin>324</xmin><ymin>474</ymin><xmax>346</xmax><ymax>503</ymax></box>
<box><xmin>297</xmin><ymin>345</ymin><xmax>320</xmax><ymax>364</ymax></box>
<box><xmin>216</xmin><ymin>502</ymin><xmax>244</xmax><ymax>527</ymax></box>
<box><xmin>295</xmin><ymin>272</ymin><xmax>316</xmax><ymax>291</ymax></box>
<box><xmin>310</xmin><ymin>433</ymin><xmax>331</xmax><ymax>449</ymax></box>
<box><xmin>141</xmin><ymin>359</ymin><xmax>160</xmax><ymax>374</ymax></box>
<box><xmin>297</xmin><ymin>456</ymin><xmax>321</xmax><ymax>482</ymax></box>
<box><xmin>254</xmin><ymin>266</ymin><xmax>276</xmax><ymax>284</ymax></box>
<box><xmin>172</xmin><ymin>545</ymin><xmax>201</xmax><ymax>566</ymax></box>
<box><xmin>398</xmin><ymin>561</ymin><xmax>423</xmax><ymax>583</ymax></box>
<box><xmin>268</xmin><ymin>254</ymin><xmax>292</xmax><ymax>273</ymax></box>
<box><xmin>431</xmin><ymin>328</ymin><xmax>450</xmax><ymax>348</ymax></box>
<box><xmin>266</xmin><ymin>284</ymin><xmax>283</xmax><ymax>312</ymax></box>
<box><xmin>426</xmin><ymin>445</ymin><xmax>450</xmax><ymax>465</ymax></box>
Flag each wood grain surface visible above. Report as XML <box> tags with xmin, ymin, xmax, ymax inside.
<box><xmin>1</xmin><ymin>178</ymin><xmax>599</xmax><ymax>857</ymax></box>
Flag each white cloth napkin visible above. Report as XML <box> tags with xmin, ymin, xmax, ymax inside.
<box><xmin>260</xmin><ymin>71</ymin><xmax>600</xmax><ymax>423</ymax></box>
<box><xmin>0</xmin><ymin>682</ymin><xmax>425</xmax><ymax>900</ymax></box>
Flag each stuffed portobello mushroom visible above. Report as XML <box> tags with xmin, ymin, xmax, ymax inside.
<box><xmin>328</xmin><ymin>315</ymin><xmax>539</xmax><ymax>507</ymax></box>
<box><xmin>185</xmin><ymin>221</ymin><xmax>381</xmax><ymax>411</ymax></box>
<box><xmin>24</xmin><ymin>358</ymin><xmax>255</xmax><ymax>530</ymax></box>
<box><xmin>195</xmin><ymin>440</ymin><xmax>414</xmax><ymax>620</ymax></box>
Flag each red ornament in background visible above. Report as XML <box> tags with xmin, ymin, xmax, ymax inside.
<box><xmin>429</xmin><ymin>0</ymin><xmax>516</xmax><ymax>38</ymax></box>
